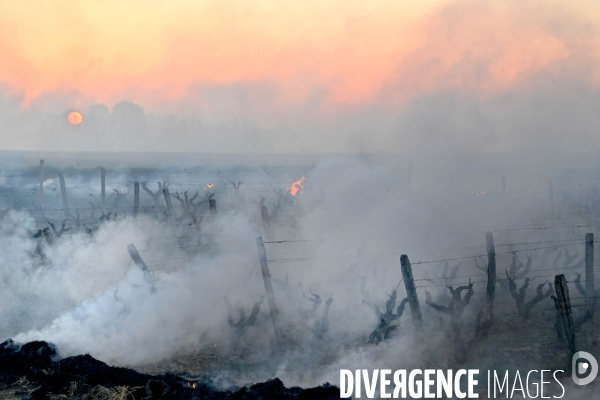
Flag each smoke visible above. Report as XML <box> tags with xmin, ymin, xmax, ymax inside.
<box><xmin>0</xmin><ymin>158</ymin><xmax>431</xmax><ymax>370</ymax></box>
<box><xmin>0</xmin><ymin>152</ymin><xmax>591</xmax><ymax>393</ymax></box>
<box><xmin>2</xmin><ymin>1</ymin><xmax>600</xmax><ymax>155</ymax></box>
<box><xmin>1</xmin><ymin>2</ymin><xmax>600</xmax><ymax>393</ymax></box>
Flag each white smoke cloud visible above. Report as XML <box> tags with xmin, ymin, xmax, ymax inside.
<box><xmin>0</xmin><ymin>154</ymin><xmax>593</xmax><ymax>391</ymax></box>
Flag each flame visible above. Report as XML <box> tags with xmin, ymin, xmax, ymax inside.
<box><xmin>287</xmin><ymin>176</ymin><xmax>305</xmax><ymax>196</ymax></box>
<box><xmin>206</xmin><ymin>183</ymin><xmax>214</xmax><ymax>189</ymax></box>
<box><xmin>186</xmin><ymin>381</ymin><xmax>197</xmax><ymax>388</ymax></box>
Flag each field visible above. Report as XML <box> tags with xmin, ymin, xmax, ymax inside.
<box><xmin>1</xmin><ymin>150</ymin><xmax>600</xmax><ymax>398</ymax></box>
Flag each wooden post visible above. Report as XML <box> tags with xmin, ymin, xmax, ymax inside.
<box><xmin>256</xmin><ymin>236</ymin><xmax>281</xmax><ymax>341</ymax></box>
<box><xmin>163</xmin><ymin>188</ymin><xmax>172</xmax><ymax>217</ymax></box>
<box><xmin>38</xmin><ymin>159</ymin><xmax>44</xmax><ymax>210</ymax></box>
<box><xmin>127</xmin><ymin>244</ymin><xmax>156</xmax><ymax>292</ymax></box>
<box><xmin>586</xmin><ymin>233</ymin><xmax>595</xmax><ymax>349</ymax></box>
<box><xmin>42</xmin><ymin>227</ymin><xmax>54</xmax><ymax>246</ymax></box>
<box><xmin>261</xmin><ymin>205</ymin><xmax>270</xmax><ymax>230</ymax></box>
<box><xmin>209</xmin><ymin>199</ymin><xmax>217</xmax><ymax>217</ymax></box>
<box><xmin>549</xmin><ymin>180</ymin><xmax>554</xmax><ymax>211</ymax></box>
<box><xmin>400</xmin><ymin>254</ymin><xmax>423</xmax><ymax>329</ymax></box>
<box><xmin>473</xmin><ymin>231</ymin><xmax>497</xmax><ymax>342</ymax></box>
<box><xmin>501</xmin><ymin>176</ymin><xmax>506</xmax><ymax>198</ymax></box>
<box><xmin>58</xmin><ymin>172</ymin><xmax>69</xmax><ymax>218</ymax></box>
<box><xmin>555</xmin><ymin>274</ymin><xmax>576</xmax><ymax>357</ymax></box>
<box><xmin>100</xmin><ymin>168</ymin><xmax>106</xmax><ymax>208</ymax></box>
<box><xmin>485</xmin><ymin>232</ymin><xmax>497</xmax><ymax>310</ymax></box>
<box><xmin>133</xmin><ymin>182</ymin><xmax>140</xmax><ymax>217</ymax></box>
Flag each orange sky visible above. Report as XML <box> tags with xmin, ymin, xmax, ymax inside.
<box><xmin>1</xmin><ymin>0</ymin><xmax>600</xmax><ymax>115</ymax></box>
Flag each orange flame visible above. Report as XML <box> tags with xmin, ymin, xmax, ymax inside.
<box><xmin>287</xmin><ymin>176</ymin><xmax>305</xmax><ymax>196</ymax></box>
<box><xmin>206</xmin><ymin>183</ymin><xmax>214</xmax><ymax>189</ymax></box>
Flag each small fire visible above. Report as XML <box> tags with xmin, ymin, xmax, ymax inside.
<box><xmin>186</xmin><ymin>381</ymin><xmax>197</xmax><ymax>388</ymax></box>
<box><xmin>206</xmin><ymin>183</ymin><xmax>214</xmax><ymax>189</ymax></box>
<box><xmin>287</xmin><ymin>176</ymin><xmax>305</xmax><ymax>196</ymax></box>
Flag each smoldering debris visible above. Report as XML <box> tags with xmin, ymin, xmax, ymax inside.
<box><xmin>0</xmin><ymin>339</ymin><xmax>339</xmax><ymax>399</ymax></box>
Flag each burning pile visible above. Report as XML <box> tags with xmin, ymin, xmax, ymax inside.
<box><xmin>287</xmin><ymin>176</ymin><xmax>305</xmax><ymax>196</ymax></box>
<box><xmin>0</xmin><ymin>339</ymin><xmax>339</xmax><ymax>399</ymax></box>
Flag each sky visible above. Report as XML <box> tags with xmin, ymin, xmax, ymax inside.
<box><xmin>2</xmin><ymin>0</ymin><xmax>600</xmax><ymax>154</ymax></box>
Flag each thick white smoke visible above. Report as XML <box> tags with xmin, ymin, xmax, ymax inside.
<box><xmin>0</xmin><ymin>154</ymin><xmax>595</xmax><ymax>390</ymax></box>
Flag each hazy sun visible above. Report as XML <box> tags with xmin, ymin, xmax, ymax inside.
<box><xmin>67</xmin><ymin>110</ymin><xmax>83</xmax><ymax>125</ymax></box>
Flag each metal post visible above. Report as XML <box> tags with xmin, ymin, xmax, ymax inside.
<box><xmin>555</xmin><ymin>274</ymin><xmax>576</xmax><ymax>357</ymax></box>
<box><xmin>585</xmin><ymin>233</ymin><xmax>595</xmax><ymax>349</ymax></box>
<box><xmin>486</xmin><ymin>232</ymin><xmax>496</xmax><ymax>312</ymax></box>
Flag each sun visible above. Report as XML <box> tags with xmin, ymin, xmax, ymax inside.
<box><xmin>67</xmin><ymin>110</ymin><xmax>83</xmax><ymax>125</ymax></box>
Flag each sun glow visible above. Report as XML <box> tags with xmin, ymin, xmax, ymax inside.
<box><xmin>67</xmin><ymin>111</ymin><xmax>83</xmax><ymax>125</ymax></box>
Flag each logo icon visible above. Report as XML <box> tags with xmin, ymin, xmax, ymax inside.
<box><xmin>572</xmin><ymin>351</ymin><xmax>598</xmax><ymax>385</ymax></box>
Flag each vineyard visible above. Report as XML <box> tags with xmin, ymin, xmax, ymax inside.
<box><xmin>0</xmin><ymin>154</ymin><xmax>599</xmax><ymax>398</ymax></box>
